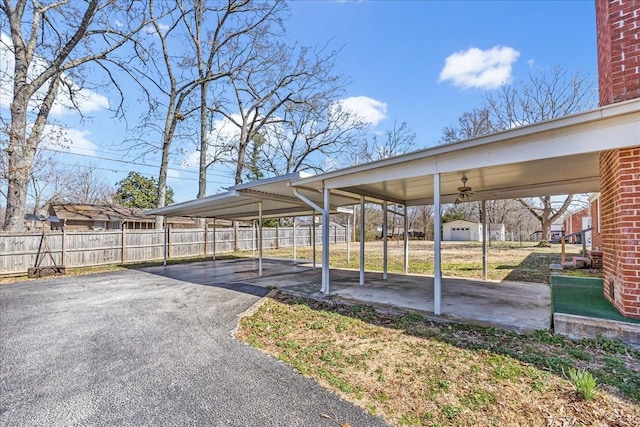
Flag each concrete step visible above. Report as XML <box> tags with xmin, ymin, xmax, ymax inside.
<box><xmin>572</xmin><ymin>256</ymin><xmax>591</xmax><ymax>269</ymax></box>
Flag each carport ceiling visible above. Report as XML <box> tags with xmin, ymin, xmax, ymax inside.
<box><xmin>147</xmin><ymin>172</ymin><xmax>358</xmax><ymax>220</ymax></box>
<box><xmin>293</xmin><ymin>98</ymin><xmax>640</xmax><ymax>206</ymax></box>
<box><xmin>334</xmin><ymin>152</ymin><xmax>600</xmax><ymax>205</ymax></box>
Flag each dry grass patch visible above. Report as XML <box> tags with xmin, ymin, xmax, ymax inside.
<box><xmin>237</xmin><ymin>292</ymin><xmax>640</xmax><ymax>426</ymax></box>
<box><xmin>253</xmin><ymin>241</ymin><xmax>592</xmax><ymax>283</ymax></box>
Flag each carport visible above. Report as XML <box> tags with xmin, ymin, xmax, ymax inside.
<box><xmin>150</xmin><ymin>98</ymin><xmax>640</xmax><ymax>317</ymax></box>
<box><xmin>149</xmin><ymin>172</ymin><xmax>359</xmax><ymax>279</ymax></box>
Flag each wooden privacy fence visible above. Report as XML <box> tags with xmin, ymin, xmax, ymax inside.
<box><xmin>0</xmin><ymin>225</ymin><xmax>352</xmax><ymax>276</ymax></box>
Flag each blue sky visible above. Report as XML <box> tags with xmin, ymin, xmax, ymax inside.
<box><xmin>1</xmin><ymin>0</ymin><xmax>598</xmax><ymax>204</ymax></box>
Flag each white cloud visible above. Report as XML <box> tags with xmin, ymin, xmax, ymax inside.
<box><xmin>144</xmin><ymin>22</ymin><xmax>170</xmax><ymax>35</ymax></box>
<box><xmin>0</xmin><ymin>32</ymin><xmax>110</xmax><ymax>115</ymax></box>
<box><xmin>336</xmin><ymin>96</ymin><xmax>388</xmax><ymax>126</ymax></box>
<box><xmin>439</xmin><ymin>46</ymin><xmax>520</xmax><ymax>89</ymax></box>
<box><xmin>167</xmin><ymin>169</ymin><xmax>181</xmax><ymax>179</ymax></box>
<box><xmin>41</xmin><ymin>125</ymin><xmax>98</xmax><ymax>156</ymax></box>
<box><xmin>182</xmin><ymin>115</ymin><xmax>242</xmax><ymax>168</ymax></box>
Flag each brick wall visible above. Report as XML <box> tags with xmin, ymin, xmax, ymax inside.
<box><xmin>599</xmin><ymin>148</ymin><xmax>640</xmax><ymax>319</ymax></box>
<box><xmin>597</xmin><ymin>0</ymin><xmax>640</xmax><ymax>106</ymax></box>
<box><xmin>597</xmin><ymin>1</ymin><xmax>640</xmax><ymax>319</ymax></box>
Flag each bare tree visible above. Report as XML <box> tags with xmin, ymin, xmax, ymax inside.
<box><xmin>258</xmin><ymin>85</ymin><xmax>367</xmax><ymax>176</ymax></box>
<box><xmin>517</xmin><ymin>197</ymin><xmax>572</xmax><ymax>243</ymax></box>
<box><xmin>1</xmin><ymin>0</ymin><xmax>147</xmax><ymax>230</ymax></box>
<box><xmin>214</xmin><ymin>40</ymin><xmax>347</xmax><ymax>184</ymax></box>
<box><xmin>355</xmin><ymin>121</ymin><xmax>417</xmax><ymax>163</ymax></box>
<box><xmin>58</xmin><ymin>164</ymin><xmax>114</xmax><ymax>205</ymax></box>
<box><xmin>485</xmin><ymin>66</ymin><xmax>595</xmax><ymax>129</ymax></box>
<box><xmin>442</xmin><ymin>66</ymin><xmax>595</xmax><ymax>245</ymax></box>
<box><xmin>134</xmin><ymin>0</ymin><xmax>283</xmax><ymax>227</ymax></box>
<box><xmin>27</xmin><ymin>152</ymin><xmax>65</xmax><ymax>215</ymax></box>
<box><xmin>179</xmin><ymin>0</ymin><xmax>284</xmax><ymax>198</ymax></box>
<box><xmin>440</xmin><ymin>107</ymin><xmax>495</xmax><ymax>144</ymax></box>
<box><xmin>408</xmin><ymin>205</ymin><xmax>434</xmax><ymax>240</ymax></box>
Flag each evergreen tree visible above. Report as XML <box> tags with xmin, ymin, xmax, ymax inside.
<box><xmin>115</xmin><ymin>172</ymin><xmax>174</xmax><ymax>209</ymax></box>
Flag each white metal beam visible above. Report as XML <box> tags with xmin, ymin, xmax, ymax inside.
<box><xmin>312</xmin><ymin>214</ymin><xmax>316</xmax><ymax>269</ymax></box>
<box><xmin>383</xmin><ymin>200</ymin><xmax>388</xmax><ymax>280</ymax></box>
<box><xmin>292</xmin><ymin>216</ymin><xmax>297</xmax><ymax>263</ymax></box>
<box><xmin>321</xmin><ymin>187</ymin><xmax>331</xmax><ymax>293</ymax></box>
<box><xmin>403</xmin><ymin>204</ymin><xmax>409</xmax><ymax>275</ymax></box>
<box><xmin>360</xmin><ymin>195</ymin><xmax>365</xmax><ymax>286</ymax></box>
<box><xmin>433</xmin><ymin>173</ymin><xmax>442</xmax><ymax>315</ymax></box>
<box><xmin>258</xmin><ymin>202</ymin><xmax>263</xmax><ymax>277</ymax></box>
<box><xmin>481</xmin><ymin>200</ymin><xmax>487</xmax><ymax>280</ymax></box>
<box><xmin>346</xmin><ymin>214</ymin><xmax>351</xmax><ymax>265</ymax></box>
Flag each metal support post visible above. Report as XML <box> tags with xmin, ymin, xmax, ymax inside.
<box><xmin>383</xmin><ymin>200</ymin><xmax>388</xmax><ymax>280</ymax></box>
<box><xmin>360</xmin><ymin>195</ymin><xmax>365</xmax><ymax>285</ymax></box>
<box><xmin>433</xmin><ymin>173</ymin><xmax>442</xmax><ymax>315</ymax></box>
<box><xmin>403</xmin><ymin>204</ymin><xmax>409</xmax><ymax>274</ymax></box>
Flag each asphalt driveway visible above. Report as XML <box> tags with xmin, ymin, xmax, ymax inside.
<box><xmin>0</xmin><ymin>269</ymin><xmax>389</xmax><ymax>426</ymax></box>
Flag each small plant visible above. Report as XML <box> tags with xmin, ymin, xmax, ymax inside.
<box><xmin>566</xmin><ymin>367</ymin><xmax>598</xmax><ymax>400</ymax></box>
<box><xmin>441</xmin><ymin>405</ymin><xmax>462</xmax><ymax>420</ymax></box>
<box><xmin>436</xmin><ymin>379</ymin><xmax>450</xmax><ymax>392</ymax></box>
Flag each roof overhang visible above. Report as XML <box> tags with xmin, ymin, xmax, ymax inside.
<box><xmin>292</xmin><ymin>98</ymin><xmax>640</xmax><ymax>205</ymax></box>
<box><xmin>149</xmin><ymin>98</ymin><xmax>640</xmax><ymax>219</ymax></box>
<box><xmin>147</xmin><ymin>172</ymin><xmax>356</xmax><ymax>220</ymax></box>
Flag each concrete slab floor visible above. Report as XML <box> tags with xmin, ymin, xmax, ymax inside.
<box><xmin>140</xmin><ymin>257</ymin><xmax>552</xmax><ymax>332</ymax></box>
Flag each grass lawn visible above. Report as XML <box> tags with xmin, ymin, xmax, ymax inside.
<box><xmin>6</xmin><ymin>240</ymin><xmax>637</xmax><ymax>425</ymax></box>
<box><xmin>238</xmin><ymin>240</ymin><xmax>597</xmax><ymax>283</ymax></box>
<box><xmin>237</xmin><ymin>292</ymin><xmax>640</xmax><ymax>426</ymax></box>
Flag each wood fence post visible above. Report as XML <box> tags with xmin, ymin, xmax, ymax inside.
<box><xmin>276</xmin><ymin>222</ymin><xmax>279</xmax><ymax>249</ymax></box>
<box><xmin>212</xmin><ymin>219</ymin><xmax>216</xmax><ymax>260</ymax></box>
<box><xmin>203</xmin><ymin>223</ymin><xmax>208</xmax><ymax>257</ymax></box>
<box><xmin>121</xmin><ymin>224</ymin><xmax>127</xmax><ymax>264</ymax></box>
<box><xmin>167</xmin><ymin>224</ymin><xmax>172</xmax><ymax>259</ymax></box>
<box><xmin>61</xmin><ymin>227</ymin><xmax>66</xmax><ymax>267</ymax></box>
<box><xmin>233</xmin><ymin>222</ymin><xmax>238</xmax><ymax>252</ymax></box>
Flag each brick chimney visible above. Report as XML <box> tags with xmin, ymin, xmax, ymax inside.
<box><xmin>596</xmin><ymin>0</ymin><xmax>640</xmax><ymax>319</ymax></box>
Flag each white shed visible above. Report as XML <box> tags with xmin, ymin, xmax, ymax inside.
<box><xmin>443</xmin><ymin>220</ymin><xmax>483</xmax><ymax>241</ymax></box>
<box><xmin>489</xmin><ymin>224</ymin><xmax>506</xmax><ymax>241</ymax></box>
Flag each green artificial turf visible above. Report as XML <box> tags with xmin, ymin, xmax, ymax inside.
<box><xmin>550</xmin><ymin>275</ymin><xmax>640</xmax><ymax>323</ymax></box>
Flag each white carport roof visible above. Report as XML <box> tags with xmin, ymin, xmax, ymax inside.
<box><xmin>150</xmin><ymin>99</ymin><xmax>639</xmax><ymax>219</ymax></box>
<box><xmin>147</xmin><ymin>172</ymin><xmax>356</xmax><ymax>220</ymax></box>
<box><xmin>146</xmin><ymin>98</ymin><xmax>640</xmax><ymax>316</ymax></box>
<box><xmin>291</xmin><ymin>98</ymin><xmax>640</xmax><ymax>205</ymax></box>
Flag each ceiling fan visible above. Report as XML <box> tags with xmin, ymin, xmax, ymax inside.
<box><xmin>454</xmin><ymin>176</ymin><xmax>474</xmax><ymax>204</ymax></box>
<box><xmin>454</xmin><ymin>176</ymin><xmax>498</xmax><ymax>204</ymax></box>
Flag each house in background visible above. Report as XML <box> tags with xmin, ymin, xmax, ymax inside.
<box><xmin>443</xmin><ymin>221</ymin><xmax>507</xmax><ymax>242</ymax></box>
<box><xmin>48</xmin><ymin>204</ymin><xmax>202</xmax><ymax>230</ymax></box>
<box><xmin>560</xmin><ymin>194</ymin><xmax>602</xmax><ymax>250</ymax></box>
<box><xmin>443</xmin><ymin>220</ymin><xmax>482</xmax><ymax>241</ymax></box>
<box><xmin>563</xmin><ymin>206</ymin><xmax>592</xmax><ymax>245</ymax></box>
<box><xmin>530</xmin><ymin>219</ymin><xmax>564</xmax><ymax>243</ymax></box>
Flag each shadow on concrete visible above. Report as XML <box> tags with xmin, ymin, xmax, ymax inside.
<box><xmin>502</xmin><ymin>251</ymin><xmax>570</xmax><ymax>283</ymax></box>
<box><xmin>129</xmin><ymin>257</ymin><xmax>552</xmax><ymax>333</ymax></box>
<box><xmin>126</xmin><ymin>257</ymin><xmax>314</xmax><ymax>299</ymax></box>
